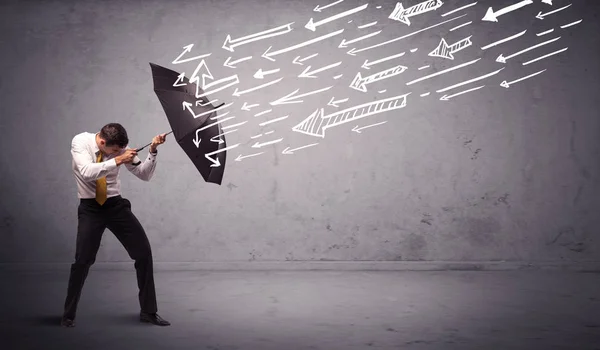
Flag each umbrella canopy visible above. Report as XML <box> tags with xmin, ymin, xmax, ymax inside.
<box><xmin>149</xmin><ymin>62</ymin><xmax>228</xmax><ymax>185</ymax></box>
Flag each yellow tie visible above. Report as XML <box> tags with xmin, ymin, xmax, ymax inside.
<box><xmin>95</xmin><ymin>152</ymin><xmax>107</xmax><ymax>205</ymax></box>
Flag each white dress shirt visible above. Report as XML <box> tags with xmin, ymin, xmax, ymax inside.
<box><xmin>71</xmin><ymin>132</ymin><xmax>158</xmax><ymax>199</ymax></box>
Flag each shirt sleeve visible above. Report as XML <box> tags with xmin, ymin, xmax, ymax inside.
<box><xmin>125</xmin><ymin>150</ymin><xmax>158</xmax><ymax>181</ymax></box>
<box><xmin>71</xmin><ymin>135</ymin><xmax>118</xmax><ymax>182</ymax></box>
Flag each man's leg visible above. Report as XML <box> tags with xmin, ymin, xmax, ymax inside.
<box><xmin>62</xmin><ymin>201</ymin><xmax>106</xmax><ymax>325</ymax></box>
<box><xmin>105</xmin><ymin>197</ymin><xmax>158</xmax><ymax>315</ymax></box>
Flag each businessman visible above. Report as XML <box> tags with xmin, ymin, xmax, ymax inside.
<box><xmin>62</xmin><ymin>123</ymin><xmax>170</xmax><ymax>327</ymax></box>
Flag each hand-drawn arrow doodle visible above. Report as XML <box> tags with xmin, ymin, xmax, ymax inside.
<box><xmin>235</xmin><ymin>152</ymin><xmax>264</xmax><ymax>162</ymax></box>
<box><xmin>172</xmin><ymin>44</ymin><xmax>211</xmax><ymax>64</ymax></box>
<box><xmin>496</xmin><ymin>36</ymin><xmax>561</xmax><ymax>63</ymax></box>
<box><xmin>222</xmin><ymin>22</ymin><xmax>293</xmax><ymax>52</ymax></box>
<box><xmin>349</xmin><ymin>64</ymin><xmax>408</xmax><ymax>92</ymax></box>
<box><xmin>429</xmin><ymin>36</ymin><xmax>472</xmax><ymax>60</ymax></box>
<box><xmin>298</xmin><ymin>61</ymin><xmax>342</xmax><ymax>78</ymax></box>
<box><xmin>205</xmin><ymin>143</ymin><xmax>240</xmax><ymax>167</ymax></box>
<box><xmin>292</xmin><ymin>93</ymin><xmax>410</xmax><ymax>138</ymax></box>
<box><xmin>362</xmin><ymin>52</ymin><xmax>405</xmax><ymax>69</ymax></box>
<box><xmin>482</xmin><ymin>0</ymin><xmax>533</xmax><ymax>22</ymax></box>
<box><xmin>328</xmin><ymin>96</ymin><xmax>349</xmax><ymax>108</ymax></box>
<box><xmin>305</xmin><ymin>3</ymin><xmax>368</xmax><ymax>31</ymax></box>
<box><xmin>282</xmin><ymin>143</ymin><xmax>319</xmax><ymax>154</ymax></box>
<box><xmin>389</xmin><ymin>0</ymin><xmax>444</xmax><ymax>26</ymax></box>
<box><xmin>263</xmin><ymin>29</ymin><xmax>344</xmax><ymax>61</ymax></box>
<box><xmin>314</xmin><ymin>0</ymin><xmax>344</xmax><ymax>12</ymax></box>
<box><xmin>501</xmin><ymin>69</ymin><xmax>546</xmax><ymax>88</ymax></box>
<box><xmin>536</xmin><ymin>4</ymin><xmax>572</xmax><ymax>20</ymax></box>
<box><xmin>223</xmin><ymin>56</ymin><xmax>252</xmax><ymax>68</ymax></box>
<box><xmin>270</xmin><ymin>86</ymin><xmax>333</xmax><ymax>105</ymax></box>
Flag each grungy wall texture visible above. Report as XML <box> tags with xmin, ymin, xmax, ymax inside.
<box><xmin>0</xmin><ymin>0</ymin><xmax>598</xmax><ymax>263</ymax></box>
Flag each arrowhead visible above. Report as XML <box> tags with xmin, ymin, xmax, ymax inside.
<box><xmin>440</xmin><ymin>95</ymin><xmax>450</xmax><ymax>101</ymax></box>
<box><xmin>241</xmin><ymin>102</ymin><xmax>250</xmax><ymax>111</ymax></box>
<box><xmin>347</xmin><ymin>48</ymin><xmax>358</xmax><ymax>56</ymax></box>
<box><xmin>282</xmin><ymin>147</ymin><xmax>293</xmax><ymax>155</ymax></box>
<box><xmin>183</xmin><ymin>44</ymin><xmax>193</xmax><ymax>52</ymax></box>
<box><xmin>536</xmin><ymin>11</ymin><xmax>544</xmax><ymax>20</ymax></box>
<box><xmin>298</xmin><ymin>66</ymin><xmax>316</xmax><ymax>78</ymax></box>
<box><xmin>251</xmin><ymin>141</ymin><xmax>261</xmax><ymax>148</ymax></box>
<box><xmin>209</xmin><ymin>157</ymin><xmax>221</xmax><ymax>167</ymax></box>
<box><xmin>500</xmin><ymin>81</ymin><xmax>509</xmax><ymax>88</ymax></box>
<box><xmin>327</xmin><ymin>97</ymin><xmax>337</xmax><ymax>107</ymax></box>
<box><xmin>223</xmin><ymin>57</ymin><xmax>235</xmax><ymax>68</ymax></box>
<box><xmin>292</xmin><ymin>56</ymin><xmax>304</xmax><ymax>65</ymax></box>
<box><xmin>349</xmin><ymin>72</ymin><xmax>367</xmax><ymax>92</ymax></box>
<box><xmin>232</xmin><ymin>88</ymin><xmax>241</xmax><ymax>97</ymax></box>
<box><xmin>305</xmin><ymin>18</ymin><xmax>316</xmax><ymax>31</ymax></box>
<box><xmin>396</xmin><ymin>14</ymin><xmax>411</xmax><ymax>26</ymax></box>
<box><xmin>428</xmin><ymin>38</ymin><xmax>454</xmax><ymax>60</ymax></box>
<box><xmin>482</xmin><ymin>7</ymin><xmax>498</xmax><ymax>22</ymax></box>
<box><xmin>262</xmin><ymin>46</ymin><xmax>275</xmax><ymax>61</ymax></box>
<box><xmin>182</xmin><ymin>101</ymin><xmax>192</xmax><ymax>110</ymax></box>
<box><xmin>313</xmin><ymin>4</ymin><xmax>322</xmax><ymax>12</ymax></box>
<box><xmin>222</xmin><ymin>35</ymin><xmax>234</xmax><ymax>52</ymax></box>
<box><xmin>193</xmin><ymin>137</ymin><xmax>201</xmax><ymax>148</ymax></box>
<box><xmin>235</xmin><ymin>154</ymin><xmax>243</xmax><ymax>161</ymax></box>
<box><xmin>253</xmin><ymin>69</ymin><xmax>264</xmax><ymax>79</ymax></box>
<box><xmin>338</xmin><ymin>39</ymin><xmax>349</xmax><ymax>48</ymax></box>
<box><xmin>496</xmin><ymin>54</ymin><xmax>506</xmax><ymax>63</ymax></box>
<box><xmin>361</xmin><ymin>60</ymin><xmax>370</xmax><ymax>70</ymax></box>
<box><xmin>352</xmin><ymin>126</ymin><xmax>361</xmax><ymax>133</ymax></box>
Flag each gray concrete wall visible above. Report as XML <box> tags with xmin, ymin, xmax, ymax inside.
<box><xmin>0</xmin><ymin>0</ymin><xmax>598</xmax><ymax>264</ymax></box>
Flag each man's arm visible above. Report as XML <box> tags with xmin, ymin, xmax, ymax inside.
<box><xmin>71</xmin><ymin>136</ymin><xmax>118</xmax><ymax>182</ymax></box>
<box><xmin>125</xmin><ymin>149</ymin><xmax>158</xmax><ymax>182</ymax></box>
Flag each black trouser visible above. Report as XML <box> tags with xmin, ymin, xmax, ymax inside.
<box><xmin>63</xmin><ymin>195</ymin><xmax>158</xmax><ymax>320</ymax></box>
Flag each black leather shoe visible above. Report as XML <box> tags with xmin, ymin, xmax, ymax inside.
<box><xmin>140</xmin><ymin>312</ymin><xmax>170</xmax><ymax>326</ymax></box>
<box><xmin>61</xmin><ymin>317</ymin><xmax>75</xmax><ymax>327</ymax></box>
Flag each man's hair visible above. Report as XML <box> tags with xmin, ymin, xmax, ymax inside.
<box><xmin>99</xmin><ymin>123</ymin><xmax>128</xmax><ymax>148</ymax></box>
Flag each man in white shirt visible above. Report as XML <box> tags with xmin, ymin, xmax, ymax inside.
<box><xmin>62</xmin><ymin>123</ymin><xmax>170</xmax><ymax>327</ymax></box>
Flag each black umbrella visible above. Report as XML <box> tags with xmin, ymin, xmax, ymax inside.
<box><xmin>144</xmin><ymin>62</ymin><xmax>229</xmax><ymax>185</ymax></box>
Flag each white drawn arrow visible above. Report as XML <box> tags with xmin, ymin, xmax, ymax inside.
<box><xmin>282</xmin><ymin>143</ymin><xmax>319</xmax><ymax>154</ymax></box>
<box><xmin>439</xmin><ymin>85</ymin><xmax>485</xmax><ymax>100</ymax></box>
<box><xmin>235</xmin><ymin>152</ymin><xmax>264</xmax><ymax>162</ymax></box>
<box><xmin>270</xmin><ymin>86</ymin><xmax>333</xmax><ymax>105</ymax></box>
<box><xmin>536</xmin><ymin>4</ymin><xmax>571</xmax><ymax>19</ymax></box>
<box><xmin>347</xmin><ymin>14</ymin><xmax>465</xmax><ymax>55</ymax></box>
<box><xmin>172</xmin><ymin>72</ymin><xmax>187</xmax><ymax>87</ymax></box>
<box><xmin>205</xmin><ymin>143</ymin><xmax>240</xmax><ymax>167</ymax></box>
<box><xmin>496</xmin><ymin>36</ymin><xmax>560</xmax><ymax>63</ymax></box>
<box><xmin>210</xmin><ymin>129</ymin><xmax>238</xmax><ymax>144</ymax></box>
<box><xmin>223</xmin><ymin>56</ymin><xmax>252</xmax><ymax>68</ymax></box>
<box><xmin>429</xmin><ymin>36</ymin><xmax>472</xmax><ymax>60</ymax></box>
<box><xmin>262</xmin><ymin>29</ymin><xmax>344</xmax><ymax>61</ymax></box>
<box><xmin>349</xmin><ymin>64</ymin><xmax>408</xmax><ymax>92</ymax></box>
<box><xmin>293</xmin><ymin>53</ymin><xmax>318</xmax><ymax>65</ymax></box>
<box><xmin>183</xmin><ymin>101</ymin><xmax>232</xmax><ymax>120</ymax></box>
<box><xmin>306</xmin><ymin>3</ymin><xmax>368</xmax><ymax>31</ymax></box>
<box><xmin>481</xmin><ymin>29</ymin><xmax>526</xmax><ymax>50</ymax></box>
<box><xmin>541</xmin><ymin>0</ymin><xmax>552</xmax><ymax>4</ymax></box>
<box><xmin>362</xmin><ymin>52</ymin><xmax>405</xmax><ymax>69</ymax></box>
<box><xmin>254</xmin><ymin>68</ymin><xmax>280</xmax><ymax>79</ymax></box>
<box><xmin>252</xmin><ymin>138</ymin><xmax>283</xmax><ymax>148</ymax></box>
<box><xmin>172</xmin><ymin>44</ymin><xmax>211</xmax><ymax>64</ymax></box>
<box><xmin>352</xmin><ymin>121</ymin><xmax>387</xmax><ymax>133</ymax></box>
<box><xmin>232</xmin><ymin>77</ymin><xmax>283</xmax><ymax>97</ymax></box>
<box><xmin>241</xmin><ymin>102</ymin><xmax>259</xmax><ymax>111</ymax></box>
<box><xmin>314</xmin><ymin>0</ymin><xmax>344</xmax><ymax>12</ymax></box>
<box><xmin>298</xmin><ymin>61</ymin><xmax>342</xmax><ymax>78</ymax></box>
<box><xmin>482</xmin><ymin>0</ymin><xmax>533</xmax><ymax>22</ymax></box>
<box><xmin>389</xmin><ymin>0</ymin><xmax>444</xmax><ymax>26</ymax></box>
<box><xmin>193</xmin><ymin>117</ymin><xmax>236</xmax><ymax>147</ymax></box>
<box><xmin>501</xmin><ymin>69</ymin><xmax>546</xmax><ymax>88</ymax></box>
<box><xmin>293</xmin><ymin>93</ymin><xmax>410</xmax><ymax>138</ymax></box>
<box><xmin>222</xmin><ymin>22</ymin><xmax>293</xmax><ymax>52</ymax></box>
<box><xmin>188</xmin><ymin>60</ymin><xmax>240</xmax><ymax>98</ymax></box>
<box><xmin>338</xmin><ymin>30</ymin><xmax>382</xmax><ymax>48</ymax></box>
<box><xmin>328</xmin><ymin>96</ymin><xmax>349</xmax><ymax>108</ymax></box>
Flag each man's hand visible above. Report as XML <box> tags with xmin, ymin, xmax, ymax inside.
<box><xmin>149</xmin><ymin>133</ymin><xmax>167</xmax><ymax>153</ymax></box>
<box><xmin>115</xmin><ymin>149</ymin><xmax>138</xmax><ymax>166</ymax></box>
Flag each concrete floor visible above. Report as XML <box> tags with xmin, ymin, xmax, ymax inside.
<box><xmin>1</xmin><ymin>267</ymin><xmax>599</xmax><ymax>350</ymax></box>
